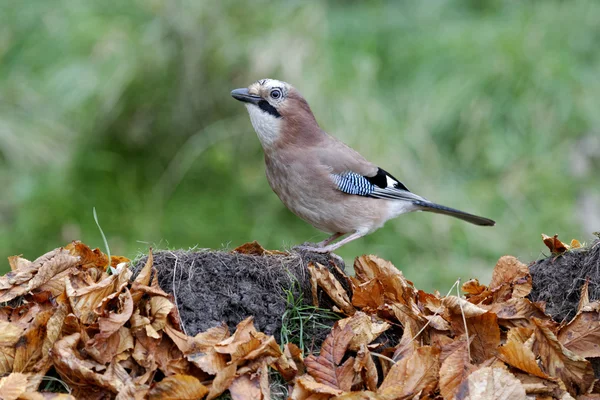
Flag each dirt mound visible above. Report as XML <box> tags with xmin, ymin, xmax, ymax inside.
<box><xmin>132</xmin><ymin>245</ymin><xmax>346</xmax><ymax>342</ymax></box>
<box><xmin>529</xmin><ymin>238</ymin><xmax>600</xmax><ymax>323</ymax></box>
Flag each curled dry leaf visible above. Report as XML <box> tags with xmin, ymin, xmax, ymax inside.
<box><xmin>0</xmin><ymin>321</ymin><xmax>26</xmax><ymax>347</ymax></box>
<box><xmin>337</xmin><ymin>311</ymin><xmax>390</xmax><ymax>351</ymax></box>
<box><xmin>350</xmin><ymin>278</ymin><xmax>385</xmax><ymax>311</ymax></box>
<box><xmin>542</xmin><ymin>234</ymin><xmax>570</xmax><ymax>255</ymax></box>
<box><xmin>462</xmin><ymin>279</ymin><xmax>488</xmax><ymax>296</ymax></box>
<box><xmin>65</xmin><ymin>266</ymin><xmax>130</xmax><ymax>325</ymax></box>
<box><xmin>228</xmin><ymin>373</ymin><xmax>261</xmax><ymax>400</ymax></box>
<box><xmin>206</xmin><ymin>362</ymin><xmax>238</xmax><ymax>400</ymax></box>
<box><xmin>379</xmin><ymin>346</ymin><xmax>440</xmax><ymax>399</ymax></box>
<box><xmin>577</xmin><ymin>278</ymin><xmax>590</xmax><ymax>314</ymax></box>
<box><xmin>308</xmin><ymin>263</ymin><xmax>354</xmax><ymax>315</ymax></box>
<box><xmin>154</xmin><ymin>336</ymin><xmax>190</xmax><ymax>377</ymax></box>
<box><xmin>13</xmin><ymin>310</ymin><xmax>53</xmax><ymax>373</ymax></box>
<box><xmin>442</xmin><ymin>295</ymin><xmax>487</xmax><ymax>317</ymax></box>
<box><xmin>233</xmin><ymin>240</ymin><xmax>287</xmax><ymax>256</ymax></box>
<box><xmin>95</xmin><ymin>289</ymin><xmax>134</xmax><ymax>341</ymax></box>
<box><xmin>532</xmin><ymin>318</ymin><xmax>595</xmax><ymax>395</ymax></box>
<box><xmin>498</xmin><ymin>327</ymin><xmax>551</xmax><ymax>379</ymax></box>
<box><xmin>483</xmin><ymin>298</ymin><xmax>549</xmax><ymax>328</ymax></box>
<box><xmin>291</xmin><ymin>375</ymin><xmax>344</xmax><ymax>399</ymax></box>
<box><xmin>557</xmin><ymin>306</ymin><xmax>600</xmax><ymax>358</ymax></box>
<box><xmin>354</xmin><ymin>344</ymin><xmax>378</xmax><ymax>392</ymax></box>
<box><xmin>0</xmin><ymin>372</ymin><xmax>28</xmax><ymax>400</ymax></box>
<box><xmin>274</xmin><ymin>343</ymin><xmax>304</xmax><ymax>382</ymax></box>
<box><xmin>488</xmin><ymin>256</ymin><xmax>532</xmax><ymax>300</ymax></box>
<box><xmin>456</xmin><ymin>366</ymin><xmax>527</xmax><ymax>400</ymax></box>
<box><xmin>0</xmin><ymin>248</ymin><xmax>79</xmax><ymax>303</ymax></box>
<box><xmin>147</xmin><ymin>374</ymin><xmax>208</xmax><ymax>400</ymax></box>
<box><xmin>304</xmin><ymin>321</ymin><xmax>355</xmax><ymax>392</ymax></box>
<box><xmin>51</xmin><ymin>333</ymin><xmax>122</xmax><ymax>393</ymax></box>
<box><xmin>149</xmin><ymin>296</ymin><xmax>174</xmax><ymax>333</ymax></box>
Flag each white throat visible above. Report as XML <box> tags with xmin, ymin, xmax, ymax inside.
<box><xmin>245</xmin><ymin>104</ymin><xmax>281</xmax><ymax>148</ymax></box>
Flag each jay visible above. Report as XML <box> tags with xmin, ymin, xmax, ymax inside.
<box><xmin>231</xmin><ymin>79</ymin><xmax>494</xmax><ymax>253</ymax></box>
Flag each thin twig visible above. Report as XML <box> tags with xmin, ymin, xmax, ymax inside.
<box><xmin>456</xmin><ymin>278</ymin><xmax>471</xmax><ymax>362</ymax></box>
<box><xmin>371</xmin><ymin>351</ymin><xmax>397</xmax><ymax>365</ymax></box>
<box><xmin>169</xmin><ymin>251</ymin><xmax>187</xmax><ymax>336</ymax></box>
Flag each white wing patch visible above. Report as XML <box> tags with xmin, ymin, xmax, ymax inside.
<box><xmin>385</xmin><ymin>175</ymin><xmax>397</xmax><ymax>188</ymax></box>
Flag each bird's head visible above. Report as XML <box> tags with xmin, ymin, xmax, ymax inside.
<box><xmin>231</xmin><ymin>79</ymin><xmax>317</xmax><ymax>148</ymax></box>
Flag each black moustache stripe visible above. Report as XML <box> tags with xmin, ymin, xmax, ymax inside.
<box><xmin>258</xmin><ymin>100</ymin><xmax>282</xmax><ymax>118</ymax></box>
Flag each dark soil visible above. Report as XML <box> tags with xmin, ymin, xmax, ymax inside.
<box><xmin>132</xmin><ymin>247</ymin><xmax>348</xmax><ymax>347</ymax></box>
<box><xmin>528</xmin><ymin>238</ymin><xmax>600</xmax><ymax>323</ymax></box>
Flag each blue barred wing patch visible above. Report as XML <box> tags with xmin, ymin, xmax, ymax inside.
<box><xmin>331</xmin><ymin>172</ymin><xmax>375</xmax><ymax>196</ymax></box>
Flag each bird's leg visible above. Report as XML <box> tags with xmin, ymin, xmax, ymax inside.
<box><xmin>295</xmin><ymin>230</ymin><xmax>367</xmax><ymax>254</ymax></box>
<box><xmin>315</xmin><ymin>232</ymin><xmax>345</xmax><ymax>248</ymax></box>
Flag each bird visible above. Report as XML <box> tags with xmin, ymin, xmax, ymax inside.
<box><xmin>231</xmin><ymin>79</ymin><xmax>495</xmax><ymax>253</ymax></box>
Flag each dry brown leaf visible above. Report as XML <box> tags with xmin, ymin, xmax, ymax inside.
<box><xmin>291</xmin><ymin>375</ymin><xmax>344</xmax><ymax>399</ymax></box>
<box><xmin>337</xmin><ymin>312</ymin><xmax>390</xmax><ymax>351</ymax></box>
<box><xmin>577</xmin><ymin>278</ymin><xmax>590</xmax><ymax>314</ymax></box>
<box><xmin>95</xmin><ymin>289</ymin><xmax>134</xmax><ymax>341</ymax></box>
<box><xmin>13</xmin><ymin>310</ymin><xmax>53</xmax><ymax>373</ymax></box>
<box><xmin>233</xmin><ymin>241</ymin><xmax>287</xmax><ymax>256</ymax></box>
<box><xmin>206</xmin><ymin>362</ymin><xmax>238</xmax><ymax>400</ymax></box>
<box><xmin>229</xmin><ymin>373</ymin><xmax>262</xmax><ymax>400</ymax></box>
<box><xmin>274</xmin><ymin>343</ymin><xmax>304</xmax><ymax>382</ymax></box>
<box><xmin>7</xmin><ymin>256</ymin><xmax>32</xmax><ymax>272</ymax></box>
<box><xmin>65</xmin><ymin>267</ymin><xmax>128</xmax><ymax>325</ymax></box>
<box><xmin>489</xmin><ymin>256</ymin><xmax>530</xmax><ymax>290</ymax></box>
<box><xmin>462</xmin><ymin>279</ymin><xmax>488</xmax><ymax>295</ymax></box>
<box><xmin>51</xmin><ymin>333</ymin><xmax>123</xmax><ymax>393</ymax></box>
<box><xmin>542</xmin><ymin>234</ymin><xmax>570</xmax><ymax>255</ymax></box>
<box><xmin>558</xmin><ymin>306</ymin><xmax>600</xmax><ymax>358</ymax></box>
<box><xmin>439</xmin><ymin>338</ymin><xmax>472</xmax><ymax>400</ymax></box>
<box><xmin>0</xmin><ymin>320</ymin><xmax>26</xmax><ymax>347</ymax></box>
<box><xmin>187</xmin><ymin>324</ymin><xmax>230</xmax><ymax>375</ymax></box>
<box><xmin>214</xmin><ymin>317</ymin><xmax>257</xmax><ymax>355</ymax></box>
<box><xmin>163</xmin><ymin>323</ymin><xmax>193</xmax><ymax>354</ymax></box>
<box><xmin>533</xmin><ymin>318</ymin><xmax>595</xmax><ymax>395</ymax></box>
<box><xmin>308</xmin><ymin>263</ymin><xmax>354</xmax><ymax>315</ymax></box>
<box><xmin>305</xmin><ymin>321</ymin><xmax>355</xmax><ymax>391</ymax></box>
<box><xmin>465</xmin><ymin>312</ymin><xmax>500</xmax><ymax>364</ymax></box>
<box><xmin>154</xmin><ymin>335</ymin><xmax>190</xmax><ymax>376</ymax></box>
<box><xmin>0</xmin><ymin>346</ymin><xmax>15</xmax><ymax>375</ymax></box>
<box><xmin>241</xmin><ymin>333</ymin><xmax>282</xmax><ymax>363</ymax></box>
<box><xmin>456</xmin><ymin>366</ymin><xmax>527</xmax><ymax>400</ymax></box>
<box><xmin>378</xmin><ymin>346</ymin><xmax>440</xmax><ymax>399</ymax></box>
<box><xmin>512</xmin><ymin>372</ymin><xmax>566</xmax><ymax>397</ymax></box>
<box><xmin>355</xmin><ymin>345</ymin><xmax>378</xmax><ymax>392</ymax></box>
<box><xmin>0</xmin><ymin>248</ymin><xmax>79</xmax><ymax>303</ymax></box>
<box><xmin>498</xmin><ymin>327</ymin><xmax>551</xmax><ymax>379</ymax></box>
<box><xmin>65</xmin><ymin>241</ymin><xmax>110</xmax><ymax>268</ymax></box>
<box><xmin>149</xmin><ymin>296</ymin><xmax>174</xmax><ymax>333</ymax></box>
<box><xmin>442</xmin><ymin>295</ymin><xmax>488</xmax><ymax>317</ymax></box>
<box><xmin>132</xmin><ymin>329</ymin><xmax>160</xmax><ymax>372</ymax></box>
<box><xmin>484</xmin><ymin>298</ymin><xmax>548</xmax><ymax>328</ymax></box>
<box><xmin>350</xmin><ymin>277</ymin><xmax>385</xmax><ymax>312</ymax></box>
<box><xmin>0</xmin><ymin>372</ymin><xmax>28</xmax><ymax>400</ymax></box>
<box><xmin>147</xmin><ymin>374</ymin><xmax>208</xmax><ymax>400</ymax></box>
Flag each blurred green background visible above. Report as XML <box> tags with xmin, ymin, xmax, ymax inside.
<box><xmin>1</xmin><ymin>0</ymin><xmax>599</xmax><ymax>291</ymax></box>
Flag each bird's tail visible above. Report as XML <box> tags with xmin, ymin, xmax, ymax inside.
<box><xmin>412</xmin><ymin>200</ymin><xmax>495</xmax><ymax>226</ymax></box>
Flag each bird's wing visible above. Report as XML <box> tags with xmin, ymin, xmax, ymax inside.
<box><xmin>314</xmin><ymin>135</ymin><xmax>425</xmax><ymax>201</ymax></box>
<box><xmin>331</xmin><ymin>169</ymin><xmax>426</xmax><ymax>202</ymax></box>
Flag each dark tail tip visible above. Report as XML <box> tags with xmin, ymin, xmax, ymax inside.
<box><xmin>413</xmin><ymin>200</ymin><xmax>495</xmax><ymax>226</ymax></box>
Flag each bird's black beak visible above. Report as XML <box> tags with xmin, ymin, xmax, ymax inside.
<box><xmin>231</xmin><ymin>88</ymin><xmax>262</xmax><ymax>105</ymax></box>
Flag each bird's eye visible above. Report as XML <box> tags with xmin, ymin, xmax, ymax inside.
<box><xmin>270</xmin><ymin>89</ymin><xmax>282</xmax><ymax>99</ymax></box>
